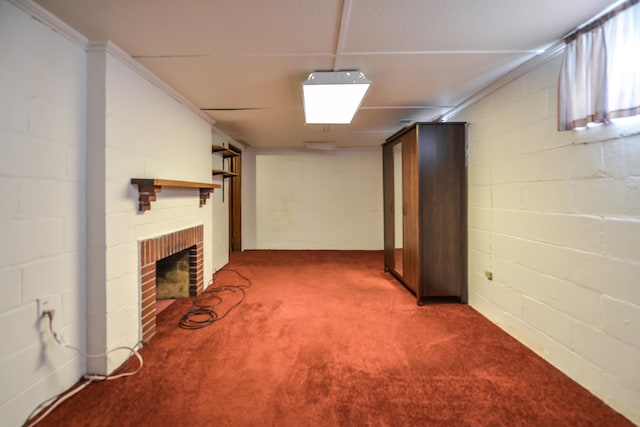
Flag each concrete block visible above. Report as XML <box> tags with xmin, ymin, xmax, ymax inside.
<box><xmin>105</xmin><ymin>213</ymin><xmax>131</xmax><ymax>247</ymax></box>
<box><xmin>492</xmin><ymin>154</ymin><xmax>528</xmax><ymax>184</ymax></box>
<box><xmin>603</xmin><ymin>136</ymin><xmax>640</xmax><ymax>177</ymax></box>
<box><xmin>494</xmin><ymin>89</ymin><xmax>547</xmax><ymax>133</ymax></box>
<box><xmin>522</xmin><ymin>180</ymin><xmax>570</xmax><ymax>213</ymax></box>
<box><xmin>603</xmin><ymin>218</ymin><xmax>640</xmax><ymax>262</ymax></box>
<box><xmin>497</xmin><ymin>262</ymin><xmax>551</xmax><ymax>303</ymax></box>
<box><xmin>524</xmin><ymin>144</ymin><xmax>602</xmax><ymax>182</ymax></box>
<box><xmin>543</xmin><ymin>338</ymin><xmax>605</xmax><ymax>398</ymax></box>
<box><xmin>106</xmin><ymin>244</ymin><xmax>134</xmax><ymax>282</ymax></box>
<box><xmin>0</xmin><ymin>220</ymin><xmax>64</xmax><ymax>268</ymax></box>
<box><xmin>0</xmin><ymin>85</ymin><xmax>29</xmax><ymax>133</ymax></box>
<box><xmin>468</xmin><ymin>184</ymin><xmax>491</xmax><ymax>208</ymax></box>
<box><xmin>106</xmin><ymin>180</ymin><xmax>137</xmax><ymax>215</ymax></box>
<box><xmin>469</xmin><ymin>248</ymin><xmax>491</xmax><ymax>279</ymax></box>
<box><xmin>467</xmin><ymin>120</ymin><xmax>493</xmax><ymax>150</ymax></box>
<box><xmin>105</xmin><ymin>147</ymin><xmax>146</xmax><ymax>181</ymax></box>
<box><xmin>570</xmin><ymin>143</ymin><xmax>605</xmax><ymax>179</ymax></box>
<box><xmin>601</xmin><ymin>296</ymin><xmax>640</xmax><ymax>348</ymax></box>
<box><xmin>468</xmin><ymin>160</ymin><xmax>492</xmax><ymax>186</ymax></box>
<box><xmin>0</xmin><ymin>268</ymin><xmax>21</xmax><ymax>313</ymax></box>
<box><xmin>0</xmin><ymin>178</ymin><xmax>19</xmax><ymax>221</ymax></box>
<box><xmin>64</xmin><ymin>215</ymin><xmax>86</xmax><ymax>253</ymax></box>
<box><xmin>18</xmin><ymin>179</ymin><xmax>81</xmax><ymax>219</ymax></box>
<box><xmin>0</xmin><ymin>303</ymin><xmax>40</xmax><ymax>359</ymax></box>
<box><xmin>22</xmin><ymin>255</ymin><xmax>77</xmax><ymax>302</ymax></box>
<box><xmin>492</xmin><ymin>209</ymin><xmax>543</xmax><ymax>241</ymax></box>
<box><xmin>571</xmin><ymin>251</ymin><xmax>640</xmax><ymax>305</ymax></box>
<box><xmin>521</xmin><ymin>240</ymin><xmax>572</xmax><ymax>280</ymax></box>
<box><xmin>539</xmin><ymin>213</ymin><xmax>602</xmax><ymax>252</ymax></box>
<box><xmin>0</xmin><ymin>130</ymin><xmax>67</xmax><ymax>179</ymax></box>
<box><xmin>493</xmin><ymin>183</ymin><xmax>522</xmax><ymax>209</ymax></box>
<box><xmin>492</xmin><ymin>233</ymin><xmax>523</xmax><ymax>264</ymax></box>
<box><xmin>519</xmin><ymin>117</ymin><xmax>574</xmax><ymax>153</ymax></box>
<box><xmin>601</xmin><ymin>373</ymin><xmax>640</xmax><ymax>426</ymax></box>
<box><xmin>105</xmin><ymin>275</ymin><xmax>137</xmax><ymax>315</ymax></box>
<box><xmin>29</xmin><ymin>94</ymin><xmax>85</xmax><ymax>146</ymax></box>
<box><xmin>468</xmin><ymin>207</ymin><xmax>491</xmax><ymax>230</ymax></box>
<box><xmin>0</xmin><ymin>354</ymin><xmax>20</xmax><ymax>406</ymax></box>
<box><xmin>473</xmin><ymin>273</ymin><xmax>523</xmax><ymax>318</ymax></box>
<box><xmin>498</xmin><ymin>311</ymin><xmax>547</xmax><ymax>356</ymax></box>
<box><xmin>491</xmin><ymin>76</ymin><xmax>528</xmax><ymax>111</ymax></box>
<box><xmin>19</xmin><ymin>335</ymin><xmax>78</xmax><ymax>390</ymax></box>
<box><xmin>532</xmin><ymin>147</ymin><xmax>570</xmax><ymax>181</ymax></box>
<box><xmin>468</xmin><ymin>228</ymin><xmax>491</xmax><ymax>254</ymax></box>
<box><xmin>543</xmin><ymin>275</ymin><xmax>601</xmax><ymax>327</ymax></box>
<box><xmin>468</xmin><ymin>134</ymin><xmax>493</xmax><ymax>165</ymax></box>
<box><xmin>572</xmin><ymin>178</ymin><xmax>640</xmax><ymax>216</ymax></box>
<box><xmin>493</xmin><ymin>128</ymin><xmax>523</xmax><ymax>157</ymax></box>
<box><xmin>522</xmin><ymin>296</ymin><xmax>571</xmax><ymax>346</ymax></box>
<box><xmin>572</xmin><ymin>320</ymin><xmax>640</xmax><ymax>389</ymax></box>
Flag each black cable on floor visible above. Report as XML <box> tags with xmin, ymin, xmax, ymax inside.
<box><xmin>178</xmin><ymin>269</ymin><xmax>252</xmax><ymax>329</ymax></box>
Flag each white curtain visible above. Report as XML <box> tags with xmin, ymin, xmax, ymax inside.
<box><xmin>558</xmin><ymin>0</ymin><xmax>640</xmax><ymax>131</ymax></box>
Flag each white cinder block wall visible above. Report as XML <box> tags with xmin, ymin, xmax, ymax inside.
<box><xmin>453</xmin><ymin>55</ymin><xmax>640</xmax><ymax>424</ymax></box>
<box><xmin>86</xmin><ymin>43</ymin><xmax>226</xmax><ymax>374</ymax></box>
<box><xmin>1</xmin><ymin>1</ymin><xmax>230</xmax><ymax>424</ymax></box>
<box><xmin>0</xmin><ymin>1</ymin><xmax>87</xmax><ymax>425</ymax></box>
<box><xmin>243</xmin><ymin>148</ymin><xmax>383</xmax><ymax>250</ymax></box>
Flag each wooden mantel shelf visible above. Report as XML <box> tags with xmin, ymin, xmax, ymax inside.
<box><xmin>131</xmin><ymin>179</ymin><xmax>221</xmax><ymax>212</ymax></box>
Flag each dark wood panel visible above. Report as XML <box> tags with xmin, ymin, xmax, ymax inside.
<box><xmin>402</xmin><ymin>128</ymin><xmax>420</xmax><ymax>296</ymax></box>
<box><xmin>418</xmin><ymin>124</ymin><xmax>466</xmax><ymax>298</ymax></box>
<box><xmin>382</xmin><ymin>143</ymin><xmax>395</xmax><ymax>271</ymax></box>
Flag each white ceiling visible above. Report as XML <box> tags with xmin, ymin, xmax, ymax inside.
<box><xmin>34</xmin><ymin>0</ymin><xmax>618</xmax><ymax>148</ymax></box>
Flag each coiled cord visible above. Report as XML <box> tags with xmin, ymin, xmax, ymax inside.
<box><xmin>178</xmin><ymin>269</ymin><xmax>251</xmax><ymax>329</ymax></box>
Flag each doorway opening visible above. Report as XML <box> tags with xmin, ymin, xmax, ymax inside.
<box><xmin>228</xmin><ymin>143</ymin><xmax>242</xmax><ymax>252</ymax></box>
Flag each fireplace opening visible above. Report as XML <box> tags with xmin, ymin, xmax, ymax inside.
<box><xmin>156</xmin><ymin>248</ymin><xmax>192</xmax><ymax>299</ymax></box>
<box><xmin>139</xmin><ymin>225</ymin><xmax>204</xmax><ymax>342</ymax></box>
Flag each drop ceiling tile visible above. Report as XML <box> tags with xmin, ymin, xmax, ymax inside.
<box><xmin>137</xmin><ymin>55</ymin><xmax>335</xmax><ymax>108</ymax></box>
<box><xmin>340</xmin><ymin>52</ymin><xmax>534</xmax><ymax>108</ymax></box>
<box><xmin>344</xmin><ymin>0</ymin><xmax>618</xmax><ymax>52</ymax></box>
<box><xmin>36</xmin><ymin>0</ymin><xmax>342</xmax><ymax>55</ymax></box>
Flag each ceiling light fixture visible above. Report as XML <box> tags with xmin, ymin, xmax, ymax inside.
<box><xmin>302</xmin><ymin>71</ymin><xmax>371</xmax><ymax>124</ymax></box>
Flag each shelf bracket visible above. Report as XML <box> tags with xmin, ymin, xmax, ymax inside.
<box><xmin>131</xmin><ymin>179</ymin><xmax>221</xmax><ymax>212</ymax></box>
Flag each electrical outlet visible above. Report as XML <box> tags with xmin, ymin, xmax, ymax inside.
<box><xmin>37</xmin><ymin>297</ymin><xmax>52</xmax><ymax>320</ymax></box>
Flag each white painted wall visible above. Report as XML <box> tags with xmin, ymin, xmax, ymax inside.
<box><xmin>453</xmin><ymin>55</ymin><xmax>640</xmax><ymax>424</ymax></box>
<box><xmin>1</xmin><ymin>2</ymin><xmax>230</xmax><ymax>424</ymax></box>
<box><xmin>243</xmin><ymin>148</ymin><xmax>383</xmax><ymax>250</ymax></box>
<box><xmin>87</xmin><ymin>43</ymin><xmax>227</xmax><ymax>374</ymax></box>
<box><xmin>0</xmin><ymin>1</ymin><xmax>87</xmax><ymax>424</ymax></box>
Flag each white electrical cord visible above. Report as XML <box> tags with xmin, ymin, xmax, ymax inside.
<box><xmin>23</xmin><ymin>312</ymin><xmax>144</xmax><ymax>426</ymax></box>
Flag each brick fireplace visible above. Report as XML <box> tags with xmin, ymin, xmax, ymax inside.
<box><xmin>139</xmin><ymin>225</ymin><xmax>204</xmax><ymax>342</ymax></box>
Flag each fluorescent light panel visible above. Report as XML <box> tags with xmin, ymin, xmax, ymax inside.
<box><xmin>302</xmin><ymin>71</ymin><xmax>370</xmax><ymax>124</ymax></box>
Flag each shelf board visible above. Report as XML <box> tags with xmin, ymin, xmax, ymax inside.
<box><xmin>212</xmin><ymin>169</ymin><xmax>239</xmax><ymax>178</ymax></box>
<box><xmin>211</xmin><ymin>144</ymin><xmax>240</xmax><ymax>158</ymax></box>
<box><xmin>131</xmin><ymin>178</ymin><xmax>221</xmax><ymax>212</ymax></box>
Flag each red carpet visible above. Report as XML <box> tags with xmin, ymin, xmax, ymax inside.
<box><xmin>37</xmin><ymin>250</ymin><xmax>632</xmax><ymax>426</ymax></box>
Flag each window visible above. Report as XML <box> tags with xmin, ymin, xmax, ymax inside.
<box><xmin>558</xmin><ymin>0</ymin><xmax>640</xmax><ymax>131</ymax></box>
